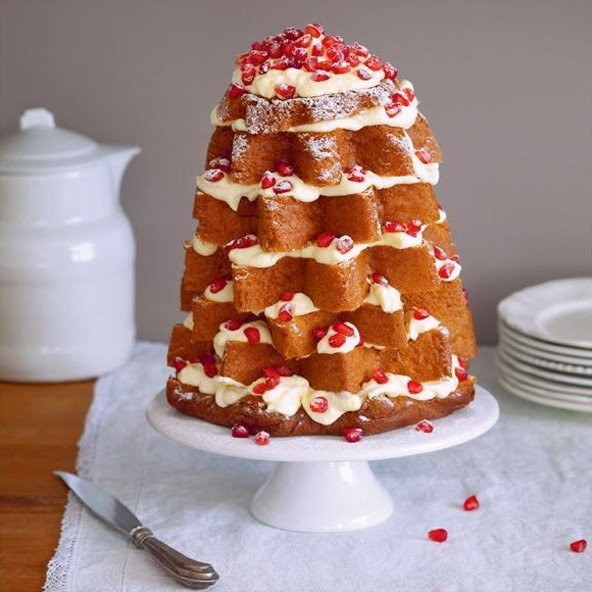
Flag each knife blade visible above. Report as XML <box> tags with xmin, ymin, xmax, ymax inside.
<box><xmin>55</xmin><ymin>471</ymin><xmax>142</xmax><ymax>535</ymax></box>
<box><xmin>54</xmin><ymin>471</ymin><xmax>219</xmax><ymax>589</ymax></box>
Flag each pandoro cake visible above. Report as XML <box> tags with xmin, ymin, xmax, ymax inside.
<box><xmin>166</xmin><ymin>23</ymin><xmax>478</xmax><ymax>438</ymax></box>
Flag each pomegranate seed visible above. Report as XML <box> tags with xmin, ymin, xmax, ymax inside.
<box><xmin>346</xmin><ymin>53</ymin><xmax>360</xmax><ymax>67</ymax></box>
<box><xmin>283</xmin><ymin>27</ymin><xmax>303</xmax><ymax>40</ymax></box>
<box><xmin>282</xmin><ymin>41</ymin><xmax>295</xmax><ymax>57</ymax></box>
<box><xmin>262</xmin><ymin>366</ymin><xmax>279</xmax><ymax>379</ymax></box>
<box><xmin>295</xmin><ymin>33</ymin><xmax>312</xmax><ymax>48</ymax></box>
<box><xmin>261</xmin><ymin>171</ymin><xmax>276</xmax><ymax>189</ymax></box>
<box><xmin>455</xmin><ymin>366</ymin><xmax>468</xmax><ymax>382</ymax></box>
<box><xmin>331</xmin><ymin>60</ymin><xmax>351</xmax><ymax>74</ymax></box>
<box><xmin>228</xmin><ymin>84</ymin><xmax>246</xmax><ymax>99</ymax></box>
<box><xmin>336</xmin><ymin>235</ymin><xmax>354</xmax><ymax>254</ymax></box>
<box><xmin>275</xmin><ymin>162</ymin><xmax>294</xmax><ymax>176</ymax></box>
<box><xmin>357</xmin><ymin>335</ymin><xmax>365</xmax><ymax>348</ymax></box>
<box><xmin>403</xmin><ymin>87</ymin><xmax>415</xmax><ymax>102</ymax></box>
<box><xmin>322</xmin><ymin>35</ymin><xmax>341</xmax><ymax>47</ymax></box>
<box><xmin>365</xmin><ymin>55</ymin><xmax>383</xmax><ymax>71</ymax></box>
<box><xmin>236</xmin><ymin>52</ymin><xmax>250</xmax><ymax>67</ymax></box>
<box><xmin>413</xmin><ymin>307</ymin><xmax>431</xmax><ymax>320</ymax></box>
<box><xmin>249</xmin><ymin>49</ymin><xmax>268</xmax><ymax>65</ymax></box>
<box><xmin>382</xmin><ymin>62</ymin><xmax>398</xmax><ymax>80</ymax></box>
<box><xmin>173</xmin><ymin>357</ymin><xmax>187</xmax><ymax>373</ymax></box>
<box><xmin>352</xmin><ymin>43</ymin><xmax>369</xmax><ymax>58</ymax></box>
<box><xmin>463</xmin><ymin>495</ymin><xmax>480</xmax><ymax>511</ymax></box>
<box><xmin>373</xmin><ymin>368</ymin><xmax>389</xmax><ymax>384</ymax></box>
<box><xmin>462</xmin><ymin>288</ymin><xmax>469</xmax><ymax>304</ymax></box>
<box><xmin>570</xmin><ymin>539</ymin><xmax>588</xmax><ymax>553</ymax></box>
<box><xmin>357</xmin><ymin>67</ymin><xmax>372</xmax><ymax>81</ymax></box>
<box><xmin>458</xmin><ymin>357</ymin><xmax>467</xmax><ymax>369</ymax></box>
<box><xmin>268</xmin><ymin>41</ymin><xmax>283</xmax><ymax>59</ymax></box>
<box><xmin>428</xmin><ymin>528</ymin><xmax>448</xmax><ymax>543</ymax></box>
<box><xmin>203</xmin><ymin>168</ymin><xmax>224</xmax><ymax>182</ymax></box>
<box><xmin>316</xmin><ymin>231</ymin><xmax>336</xmax><ymax>248</ymax></box>
<box><xmin>313</xmin><ymin>327</ymin><xmax>327</xmax><ymax>341</ymax></box>
<box><xmin>433</xmin><ymin>246</ymin><xmax>448</xmax><ymax>260</ymax></box>
<box><xmin>316</xmin><ymin>59</ymin><xmax>333</xmax><ymax>71</ymax></box>
<box><xmin>225</xmin><ymin>318</ymin><xmax>244</xmax><ymax>331</ymax></box>
<box><xmin>203</xmin><ymin>363</ymin><xmax>218</xmax><ymax>378</ymax></box>
<box><xmin>304</xmin><ymin>23</ymin><xmax>324</xmax><ymax>38</ymax></box>
<box><xmin>384</xmin><ymin>220</ymin><xmax>406</xmax><ymax>233</ymax></box>
<box><xmin>278</xmin><ymin>304</ymin><xmax>293</xmax><ymax>322</ymax></box>
<box><xmin>406</xmin><ymin>220</ymin><xmax>422</xmax><ymax>236</ymax></box>
<box><xmin>209</xmin><ymin>276</ymin><xmax>227</xmax><ymax>294</ymax></box>
<box><xmin>208</xmin><ymin>157</ymin><xmax>231</xmax><ymax>173</ymax></box>
<box><xmin>258</xmin><ymin>63</ymin><xmax>269</xmax><ymax>75</ymax></box>
<box><xmin>274</xmin><ymin>82</ymin><xmax>296</xmax><ymax>99</ymax></box>
<box><xmin>265</xmin><ymin>374</ymin><xmax>280</xmax><ymax>389</ymax></box>
<box><xmin>415</xmin><ymin>419</ymin><xmax>433</xmax><ymax>433</ymax></box>
<box><xmin>329</xmin><ymin>333</ymin><xmax>347</xmax><ymax>348</ymax></box>
<box><xmin>293</xmin><ymin>47</ymin><xmax>308</xmax><ymax>63</ymax></box>
<box><xmin>392</xmin><ymin>92</ymin><xmax>410</xmax><ymax>106</ymax></box>
<box><xmin>416</xmin><ymin>148</ymin><xmax>432</xmax><ymax>164</ymax></box>
<box><xmin>251</xmin><ymin>41</ymin><xmax>265</xmax><ymax>52</ymax></box>
<box><xmin>385</xmin><ymin>103</ymin><xmax>402</xmax><ymax>118</ymax></box>
<box><xmin>311</xmin><ymin>41</ymin><xmax>323</xmax><ymax>56</ymax></box>
<box><xmin>279</xmin><ymin>292</ymin><xmax>294</xmax><ymax>301</ymax></box>
<box><xmin>371</xmin><ymin>272</ymin><xmax>388</xmax><ymax>286</ymax></box>
<box><xmin>327</xmin><ymin>46</ymin><xmax>344</xmax><ymax>62</ymax></box>
<box><xmin>241</xmin><ymin>65</ymin><xmax>256</xmax><ymax>86</ymax></box>
<box><xmin>310</xmin><ymin>396</ymin><xmax>329</xmax><ymax>413</ymax></box>
<box><xmin>255</xmin><ymin>431</ymin><xmax>270</xmax><ymax>446</ymax></box>
<box><xmin>231</xmin><ymin>424</ymin><xmax>249</xmax><ymax>438</ymax></box>
<box><xmin>303</xmin><ymin>56</ymin><xmax>319</xmax><ymax>72</ymax></box>
<box><xmin>333</xmin><ymin>320</ymin><xmax>355</xmax><ymax>336</ymax></box>
<box><xmin>234</xmin><ymin>234</ymin><xmax>258</xmax><ymax>249</ymax></box>
<box><xmin>343</xmin><ymin>427</ymin><xmax>363</xmax><ymax>443</ymax></box>
<box><xmin>450</xmin><ymin>254</ymin><xmax>461</xmax><ymax>263</ymax></box>
<box><xmin>438</xmin><ymin>263</ymin><xmax>456</xmax><ymax>280</ymax></box>
<box><xmin>346</xmin><ymin>165</ymin><xmax>365</xmax><ymax>182</ymax></box>
<box><xmin>244</xmin><ymin>326</ymin><xmax>260</xmax><ymax>344</ymax></box>
<box><xmin>311</xmin><ymin>71</ymin><xmax>331</xmax><ymax>82</ymax></box>
<box><xmin>408</xmin><ymin>380</ymin><xmax>423</xmax><ymax>394</ymax></box>
<box><xmin>271</xmin><ymin>57</ymin><xmax>290</xmax><ymax>70</ymax></box>
<box><xmin>273</xmin><ymin>180</ymin><xmax>293</xmax><ymax>194</ymax></box>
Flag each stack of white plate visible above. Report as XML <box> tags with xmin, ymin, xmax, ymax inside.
<box><xmin>497</xmin><ymin>278</ymin><xmax>592</xmax><ymax>412</ymax></box>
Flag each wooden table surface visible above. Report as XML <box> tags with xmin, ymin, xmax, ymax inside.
<box><xmin>0</xmin><ymin>380</ymin><xmax>94</xmax><ymax>592</ymax></box>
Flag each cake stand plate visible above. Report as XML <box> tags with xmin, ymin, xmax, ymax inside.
<box><xmin>147</xmin><ymin>386</ymin><xmax>499</xmax><ymax>533</ymax></box>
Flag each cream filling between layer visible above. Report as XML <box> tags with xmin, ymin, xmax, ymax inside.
<box><xmin>405</xmin><ymin>310</ymin><xmax>441</xmax><ymax>341</ymax></box>
<box><xmin>363</xmin><ymin>281</ymin><xmax>402</xmax><ymax>313</ymax></box>
<box><xmin>213</xmin><ymin>320</ymin><xmax>273</xmax><ymax>358</ymax></box>
<box><xmin>212</xmin><ymin>229</ymin><xmax>423</xmax><ymax>269</ymax></box>
<box><xmin>317</xmin><ymin>322</ymin><xmax>361</xmax><ymax>354</ymax></box>
<box><xmin>196</xmin><ymin>131</ymin><xmax>438</xmax><ymax>213</ymax></box>
<box><xmin>174</xmin><ymin>356</ymin><xmax>464</xmax><ymax>425</ymax></box>
<box><xmin>211</xmin><ymin>80</ymin><xmax>418</xmax><ymax>132</ymax></box>
<box><xmin>264</xmin><ymin>293</ymin><xmax>319</xmax><ymax>319</ymax></box>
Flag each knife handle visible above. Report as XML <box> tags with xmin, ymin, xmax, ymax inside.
<box><xmin>130</xmin><ymin>526</ymin><xmax>219</xmax><ymax>589</ymax></box>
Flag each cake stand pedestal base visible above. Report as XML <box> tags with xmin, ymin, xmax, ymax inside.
<box><xmin>251</xmin><ymin>460</ymin><xmax>393</xmax><ymax>532</ymax></box>
<box><xmin>147</xmin><ymin>386</ymin><xmax>499</xmax><ymax>533</ymax></box>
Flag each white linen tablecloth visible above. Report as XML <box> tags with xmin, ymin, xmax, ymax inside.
<box><xmin>44</xmin><ymin>343</ymin><xmax>591</xmax><ymax>592</ymax></box>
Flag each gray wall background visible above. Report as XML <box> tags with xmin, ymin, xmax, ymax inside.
<box><xmin>1</xmin><ymin>0</ymin><xmax>590</xmax><ymax>345</ymax></box>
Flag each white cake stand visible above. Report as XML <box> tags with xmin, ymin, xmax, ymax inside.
<box><xmin>147</xmin><ymin>386</ymin><xmax>499</xmax><ymax>533</ymax></box>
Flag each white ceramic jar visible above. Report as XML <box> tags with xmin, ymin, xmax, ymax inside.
<box><xmin>0</xmin><ymin>108</ymin><xmax>140</xmax><ymax>382</ymax></box>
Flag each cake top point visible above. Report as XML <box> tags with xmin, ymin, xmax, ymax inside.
<box><xmin>229</xmin><ymin>24</ymin><xmax>398</xmax><ymax>101</ymax></box>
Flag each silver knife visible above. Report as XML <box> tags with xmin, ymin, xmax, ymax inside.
<box><xmin>55</xmin><ymin>471</ymin><xmax>219</xmax><ymax>589</ymax></box>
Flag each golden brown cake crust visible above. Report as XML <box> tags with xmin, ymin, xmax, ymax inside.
<box><xmin>166</xmin><ymin>376</ymin><xmax>475</xmax><ymax>436</ymax></box>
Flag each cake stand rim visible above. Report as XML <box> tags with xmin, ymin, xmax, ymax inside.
<box><xmin>146</xmin><ymin>385</ymin><xmax>499</xmax><ymax>462</ymax></box>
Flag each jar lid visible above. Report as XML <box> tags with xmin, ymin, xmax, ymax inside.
<box><xmin>0</xmin><ymin>108</ymin><xmax>114</xmax><ymax>174</ymax></box>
